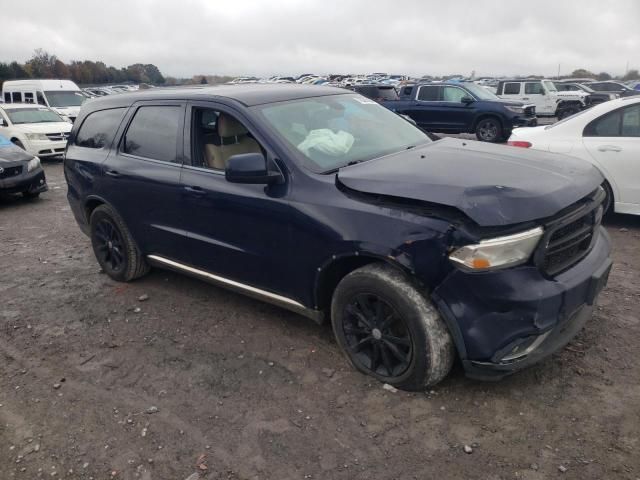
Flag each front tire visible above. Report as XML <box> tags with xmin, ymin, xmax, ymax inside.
<box><xmin>90</xmin><ymin>204</ymin><xmax>149</xmax><ymax>282</ymax></box>
<box><xmin>12</xmin><ymin>139</ymin><xmax>26</xmax><ymax>150</ymax></box>
<box><xmin>331</xmin><ymin>263</ymin><xmax>455</xmax><ymax>390</ymax></box>
<box><xmin>475</xmin><ymin>118</ymin><xmax>503</xmax><ymax>142</ymax></box>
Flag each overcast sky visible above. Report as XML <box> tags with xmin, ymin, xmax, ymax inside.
<box><xmin>2</xmin><ymin>0</ymin><xmax>639</xmax><ymax>78</ymax></box>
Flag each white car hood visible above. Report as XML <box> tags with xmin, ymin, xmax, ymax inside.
<box><xmin>12</xmin><ymin>122</ymin><xmax>72</xmax><ymax>134</ymax></box>
<box><xmin>52</xmin><ymin>106</ymin><xmax>81</xmax><ymax>116</ymax></box>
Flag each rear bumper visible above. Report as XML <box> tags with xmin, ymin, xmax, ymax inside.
<box><xmin>432</xmin><ymin>227</ymin><xmax>611</xmax><ymax>380</ymax></box>
<box><xmin>0</xmin><ymin>168</ymin><xmax>48</xmax><ymax>194</ymax></box>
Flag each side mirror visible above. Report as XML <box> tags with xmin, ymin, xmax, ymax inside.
<box><xmin>0</xmin><ymin>119</ymin><xmax>7</xmax><ymax>127</ymax></box>
<box><xmin>225</xmin><ymin>153</ymin><xmax>283</xmax><ymax>185</ymax></box>
<box><xmin>461</xmin><ymin>95</ymin><xmax>474</xmax><ymax>104</ymax></box>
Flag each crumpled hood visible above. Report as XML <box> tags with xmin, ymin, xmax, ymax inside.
<box><xmin>337</xmin><ymin>137</ymin><xmax>603</xmax><ymax>226</ymax></box>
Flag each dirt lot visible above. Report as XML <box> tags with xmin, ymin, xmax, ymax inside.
<box><xmin>1</xmin><ymin>160</ymin><xmax>639</xmax><ymax>480</ymax></box>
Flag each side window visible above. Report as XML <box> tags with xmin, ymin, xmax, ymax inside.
<box><xmin>24</xmin><ymin>92</ymin><xmax>34</xmax><ymax>104</ymax></box>
<box><xmin>123</xmin><ymin>106</ymin><xmax>182</xmax><ymax>162</ymax></box>
<box><xmin>192</xmin><ymin>107</ymin><xmax>264</xmax><ymax>170</ymax></box>
<box><xmin>442</xmin><ymin>86</ymin><xmax>467</xmax><ymax>102</ymax></box>
<box><xmin>621</xmin><ymin>105</ymin><xmax>640</xmax><ymax>137</ymax></box>
<box><xmin>76</xmin><ymin>108</ymin><xmax>126</xmax><ymax>149</ymax></box>
<box><xmin>584</xmin><ymin>110</ymin><xmax>621</xmax><ymax>137</ymax></box>
<box><xmin>525</xmin><ymin>83</ymin><xmax>544</xmax><ymax>95</ymax></box>
<box><xmin>503</xmin><ymin>83</ymin><xmax>521</xmax><ymax>95</ymax></box>
<box><xmin>403</xmin><ymin>86</ymin><xmax>413</xmax><ymax>96</ymax></box>
<box><xmin>4</xmin><ymin>92</ymin><xmax>11</xmax><ymax>103</ymax></box>
<box><xmin>417</xmin><ymin>86</ymin><xmax>441</xmax><ymax>101</ymax></box>
<box><xmin>589</xmin><ymin>84</ymin><xmax>604</xmax><ymax>91</ymax></box>
<box><xmin>36</xmin><ymin>92</ymin><xmax>47</xmax><ymax>106</ymax></box>
<box><xmin>12</xmin><ymin>92</ymin><xmax>22</xmax><ymax>103</ymax></box>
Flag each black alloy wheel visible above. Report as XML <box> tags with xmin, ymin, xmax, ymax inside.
<box><xmin>475</xmin><ymin>118</ymin><xmax>502</xmax><ymax>142</ymax></box>
<box><xmin>94</xmin><ymin>217</ymin><xmax>126</xmax><ymax>274</ymax></box>
<box><xmin>342</xmin><ymin>293</ymin><xmax>413</xmax><ymax>377</ymax></box>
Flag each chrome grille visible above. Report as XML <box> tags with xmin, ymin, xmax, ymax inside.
<box><xmin>45</xmin><ymin>132</ymin><xmax>70</xmax><ymax>141</ymax></box>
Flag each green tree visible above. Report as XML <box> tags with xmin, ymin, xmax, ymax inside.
<box><xmin>570</xmin><ymin>69</ymin><xmax>595</xmax><ymax>78</ymax></box>
<box><xmin>596</xmin><ymin>72</ymin><xmax>612</xmax><ymax>81</ymax></box>
<box><xmin>623</xmin><ymin>69</ymin><xmax>639</xmax><ymax>81</ymax></box>
<box><xmin>25</xmin><ymin>49</ymin><xmax>58</xmax><ymax>78</ymax></box>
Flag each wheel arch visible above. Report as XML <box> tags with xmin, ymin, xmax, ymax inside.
<box><xmin>313</xmin><ymin>252</ymin><xmax>413</xmax><ymax>315</ymax></box>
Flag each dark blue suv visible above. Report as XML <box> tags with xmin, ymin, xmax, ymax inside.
<box><xmin>64</xmin><ymin>84</ymin><xmax>611</xmax><ymax>390</ymax></box>
<box><xmin>387</xmin><ymin>81</ymin><xmax>537</xmax><ymax>142</ymax></box>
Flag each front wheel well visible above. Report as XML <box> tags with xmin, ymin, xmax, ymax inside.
<box><xmin>314</xmin><ymin>255</ymin><xmax>408</xmax><ymax>314</ymax></box>
<box><xmin>471</xmin><ymin>114</ymin><xmax>503</xmax><ymax>132</ymax></box>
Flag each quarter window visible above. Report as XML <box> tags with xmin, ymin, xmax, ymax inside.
<box><xmin>417</xmin><ymin>86</ymin><xmax>441</xmax><ymax>101</ymax></box>
<box><xmin>76</xmin><ymin>108</ymin><xmax>126</xmax><ymax>149</ymax></box>
<box><xmin>36</xmin><ymin>92</ymin><xmax>47</xmax><ymax>106</ymax></box>
<box><xmin>503</xmin><ymin>83</ymin><xmax>520</xmax><ymax>95</ymax></box>
<box><xmin>123</xmin><ymin>106</ymin><xmax>182</xmax><ymax>162</ymax></box>
<box><xmin>3</xmin><ymin>92</ymin><xmax>10</xmax><ymax>103</ymax></box>
<box><xmin>24</xmin><ymin>92</ymin><xmax>34</xmax><ymax>104</ymax></box>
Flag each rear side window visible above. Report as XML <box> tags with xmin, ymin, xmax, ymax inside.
<box><xmin>24</xmin><ymin>92</ymin><xmax>34</xmax><ymax>104</ymax></box>
<box><xmin>621</xmin><ymin>105</ymin><xmax>640</xmax><ymax>136</ymax></box>
<box><xmin>76</xmin><ymin>108</ymin><xmax>126</xmax><ymax>149</ymax></box>
<box><xmin>123</xmin><ymin>105</ymin><xmax>182</xmax><ymax>162</ymax></box>
<box><xmin>417</xmin><ymin>86</ymin><xmax>441</xmax><ymax>101</ymax></box>
<box><xmin>12</xmin><ymin>92</ymin><xmax>22</xmax><ymax>102</ymax></box>
<box><xmin>525</xmin><ymin>83</ymin><xmax>544</xmax><ymax>95</ymax></box>
<box><xmin>4</xmin><ymin>92</ymin><xmax>10</xmax><ymax>103</ymax></box>
<box><xmin>503</xmin><ymin>83</ymin><xmax>521</xmax><ymax>95</ymax></box>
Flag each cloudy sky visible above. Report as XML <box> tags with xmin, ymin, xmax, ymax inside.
<box><xmin>2</xmin><ymin>0</ymin><xmax>639</xmax><ymax>78</ymax></box>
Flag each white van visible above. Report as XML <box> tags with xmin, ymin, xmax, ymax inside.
<box><xmin>1</xmin><ymin>79</ymin><xmax>86</xmax><ymax>122</ymax></box>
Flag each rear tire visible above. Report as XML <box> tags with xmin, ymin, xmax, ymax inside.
<box><xmin>475</xmin><ymin>118</ymin><xmax>503</xmax><ymax>142</ymax></box>
<box><xmin>331</xmin><ymin>263</ymin><xmax>455</xmax><ymax>391</ymax></box>
<box><xmin>90</xmin><ymin>204</ymin><xmax>150</xmax><ymax>282</ymax></box>
<box><xmin>556</xmin><ymin>105</ymin><xmax>580</xmax><ymax>120</ymax></box>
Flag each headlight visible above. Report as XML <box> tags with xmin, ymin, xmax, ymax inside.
<box><xmin>27</xmin><ymin>156</ymin><xmax>40</xmax><ymax>172</ymax></box>
<box><xmin>504</xmin><ymin>106</ymin><xmax>524</xmax><ymax>114</ymax></box>
<box><xmin>25</xmin><ymin>133</ymin><xmax>48</xmax><ymax>141</ymax></box>
<box><xmin>449</xmin><ymin>227</ymin><xmax>544</xmax><ymax>271</ymax></box>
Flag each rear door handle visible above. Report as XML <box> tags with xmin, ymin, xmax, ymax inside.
<box><xmin>522</xmin><ymin>97</ymin><xmax>529</xmax><ymax>100</ymax></box>
<box><xmin>184</xmin><ymin>185</ymin><xmax>206</xmax><ymax>196</ymax></box>
<box><xmin>105</xmin><ymin>169</ymin><xmax>121</xmax><ymax>178</ymax></box>
<box><xmin>597</xmin><ymin>145</ymin><xmax>622</xmax><ymax>152</ymax></box>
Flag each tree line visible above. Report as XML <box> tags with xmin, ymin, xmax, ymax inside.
<box><xmin>0</xmin><ymin>49</ymin><xmax>166</xmax><ymax>87</ymax></box>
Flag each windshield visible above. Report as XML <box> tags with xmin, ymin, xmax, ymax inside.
<box><xmin>543</xmin><ymin>80</ymin><xmax>557</xmax><ymax>92</ymax></box>
<box><xmin>44</xmin><ymin>90</ymin><xmax>86</xmax><ymax>107</ymax></box>
<box><xmin>5</xmin><ymin>107</ymin><xmax>64</xmax><ymax>124</ymax></box>
<box><xmin>256</xmin><ymin>94</ymin><xmax>431</xmax><ymax>173</ymax></box>
<box><xmin>462</xmin><ymin>83</ymin><xmax>499</xmax><ymax>100</ymax></box>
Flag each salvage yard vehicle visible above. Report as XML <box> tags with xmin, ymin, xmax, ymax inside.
<box><xmin>0</xmin><ymin>104</ymin><xmax>72</xmax><ymax>158</ymax></box>
<box><xmin>0</xmin><ymin>134</ymin><xmax>47</xmax><ymax>198</ymax></box>
<box><xmin>584</xmin><ymin>81</ymin><xmax>639</xmax><ymax>98</ymax></box>
<box><xmin>383</xmin><ymin>81</ymin><xmax>536</xmax><ymax>142</ymax></box>
<box><xmin>497</xmin><ymin>79</ymin><xmax>589</xmax><ymax>119</ymax></box>
<box><xmin>508</xmin><ymin>96</ymin><xmax>640</xmax><ymax>216</ymax></box>
<box><xmin>554</xmin><ymin>82</ymin><xmax>615</xmax><ymax>107</ymax></box>
<box><xmin>2</xmin><ymin>79</ymin><xmax>86</xmax><ymax>122</ymax></box>
<box><xmin>64</xmin><ymin>84</ymin><xmax>611</xmax><ymax>390</ymax></box>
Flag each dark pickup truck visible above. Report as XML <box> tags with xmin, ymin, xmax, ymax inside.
<box><xmin>383</xmin><ymin>82</ymin><xmax>537</xmax><ymax>142</ymax></box>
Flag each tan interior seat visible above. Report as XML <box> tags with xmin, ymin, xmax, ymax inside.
<box><xmin>204</xmin><ymin>114</ymin><xmax>262</xmax><ymax>170</ymax></box>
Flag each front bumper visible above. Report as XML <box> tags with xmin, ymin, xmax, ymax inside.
<box><xmin>511</xmin><ymin>116</ymin><xmax>538</xmax><ymax>128</ymax></box>
<box><xmin>23</xmin><ymin>139</ymin><xmax>67</xmax><ymax>158</ymax></box>
<box><xmin>432</xmin><ymin>227</ymin><xmax>611</xmax><ymax>380</ymax></box>
<box><xmin>0</xmin><ymin>167</ymin><xmax>48</xmax><ymax>194</ymax></box>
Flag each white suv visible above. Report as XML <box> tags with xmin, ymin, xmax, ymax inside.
<box><xmin>0</xmin><ymin>104</ymin><xmax>71</xmax><ymax>158</ymax></box>
<box><xmin>497</xmin><ymin>79</ymin><xmax>589</xmax><ymax>119</ymax></box>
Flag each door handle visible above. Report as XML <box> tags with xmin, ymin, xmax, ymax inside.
<box><xmin>105</xmin><ymin>169</ymin><xmax>121</xmax><ymax>178</ymax></box>
<box><xmin>597</xmin><ymin>145</ymin><xmax>622</xmax><ymax>152</ymax></box>
<box><xmin>522</xmin><ymin>97</ymin><xmax>529</xmax><ymax>100</ymax></box>
<box><xmin>184</xmin><ymin>185</ymin><xmax>206</xmax><ymax>196</ymax></box>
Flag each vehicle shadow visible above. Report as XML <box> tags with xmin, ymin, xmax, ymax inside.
<box><xmin>603</xmin><ymin>212</ymin><xmax>640</xmax><ymax>229</ymax></box>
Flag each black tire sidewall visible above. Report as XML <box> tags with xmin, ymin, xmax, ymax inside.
<box><xmin>90</xmin><ymin>207</ymin><xmax>131</xmax><ymax>282</ymax></box>
<box><xmin>332</xmin><ymin>269</ymin><xmax>432</xmax><ymax>389</ymax></box>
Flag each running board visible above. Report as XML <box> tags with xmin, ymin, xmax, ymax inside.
<box><xmin>147</xmin><ymin>255</ymin><xmax>323</xmax><ymax>323</ymax></box>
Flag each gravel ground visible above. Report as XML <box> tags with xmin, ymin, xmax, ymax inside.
<box><xmin>1</xmin><ymin>160</ymin><xmax>639</xmax><ymax>480</ymax></box>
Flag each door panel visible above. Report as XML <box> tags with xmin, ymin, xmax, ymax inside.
<box><xmin>100</xmin><ymin>102</ymin><xmax>188</xmax><ymax>261</ymax></box>
<box><xmin>179</xmin><ymin>102</ymin><xmax>295</xmax><ymax>297</ymax></box>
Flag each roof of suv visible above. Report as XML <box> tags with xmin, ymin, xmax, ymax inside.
<box><xmin>83</xmin><ymin>84</ymin><xmax>348</xmax><ymax>110</ymax></box>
